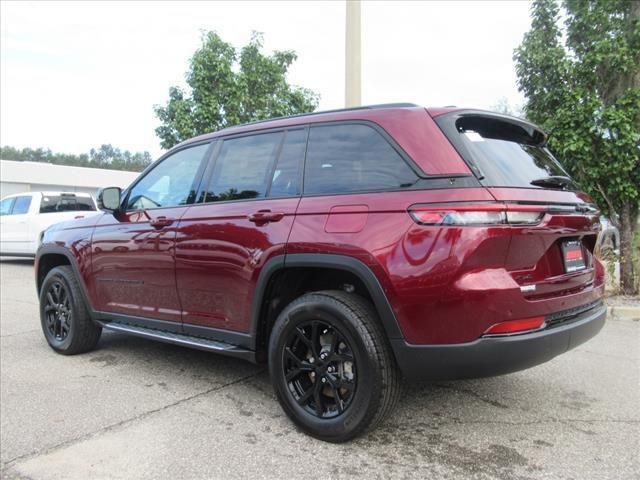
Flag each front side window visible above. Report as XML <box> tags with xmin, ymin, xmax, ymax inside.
<box><xmin>0</xmin><ymin>198</ymin><xmax>15</xmax><ymax>216</ymax></box>
<box><xmin>304</xmin><ymin>124</ymin><xmax>418</xmax><ymax>195</ymax></box>
<box><xmin>203</xmin><ymin>132</ymin><xmax>282</xmax><ymax>203</ymax></box>
<box><xmin>126</xmin><ymin>143</ymin><xmax>209</xmax><ymax>210</ymax></box>
<box><xmin>11</xmin><ymin>196</ymin><xmax>32</xmax><ymax>215</ymax></box>
<box><xmin>40</xmin><ymin>195</ymin><xmax>96</xmax><ymax>213</ymax></box>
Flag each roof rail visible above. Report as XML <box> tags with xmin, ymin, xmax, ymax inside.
<box><xmin>220</xmin><ymin>102</ymin><xmax>420</xmax><ymax>131</ymax></box>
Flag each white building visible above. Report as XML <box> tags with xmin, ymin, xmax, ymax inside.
<box><xmin>0</xmin><ymin>160</ymin><xmax>140</xmax><ymax>199</ymax></box>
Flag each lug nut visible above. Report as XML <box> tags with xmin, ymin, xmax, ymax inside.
<box><xmin>321</xmin><ymin>378</ymin><xmax>326</xmax><ymax>383</ymax></box>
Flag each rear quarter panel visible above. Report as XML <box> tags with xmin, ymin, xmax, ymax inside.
<box><xmin>288</xmin><ymin>188</ymin><xmax>604</xmax><ymax>345</ymax></box>
<box><xmin>287</xmin><ymin>188</ymin><xmax>499</xmax><ymax>344</ymax></box>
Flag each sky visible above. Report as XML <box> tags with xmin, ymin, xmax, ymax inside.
<box><xmin>1</xmin><ymin>1</ymin><xmax>532</xmax><ymax>159</ymax></box>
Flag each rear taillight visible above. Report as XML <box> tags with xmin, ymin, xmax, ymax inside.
<box><xmin>408</xmin><ymin>204</ymin><xmax>545</xmax><ymax>226</ymax></box>
<box><xmin>483</xmin><ymin>316</ymin><xmax>546</xmax><ymax>335</ymax></box>
<box><xmin>505</xmin><ymin>211</ymin><xmax>545</xmax><ymax>225</ymax></box>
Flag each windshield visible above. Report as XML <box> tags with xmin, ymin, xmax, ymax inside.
<box><xmin>435</xmin><ymin>112</ymin><xmax>576</xmax><ymax>190</ymax></box>
<box><xmin>40</xmin><ymin>195</ymin><xmax>96</xmax><ymax>213</ymax></box>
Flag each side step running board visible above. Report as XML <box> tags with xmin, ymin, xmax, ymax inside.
<box><xmin>97</xmin><ymin>321</ymin><xmax>257</xmax><ymax>362</ymax></box>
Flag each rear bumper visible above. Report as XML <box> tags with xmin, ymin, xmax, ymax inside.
<box><xmin>391</xmin><ymin>303</ymin><xmax>606</xmax><ymax>380</ymax></box>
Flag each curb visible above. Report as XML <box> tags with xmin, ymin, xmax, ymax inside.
<box><xmin>607</xmin><ymin>305</ymin><xmax>640</xmax><ymax>320</ymax></box>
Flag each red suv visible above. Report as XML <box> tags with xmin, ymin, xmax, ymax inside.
<box><xmin>35</xmin><ymin>104</ymin><xmax>606</xmax><ymax>442</ymax></box>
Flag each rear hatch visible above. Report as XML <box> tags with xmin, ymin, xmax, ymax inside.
<box><xmin>432</xmin><ymin>110</ymin><xmax>602</xmax><ymax>299</ymax></box>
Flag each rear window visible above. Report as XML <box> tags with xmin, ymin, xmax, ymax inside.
<box><xmin>40</xmin><ymin>195</ymin><xmax>96</xmax><ymax>213</ymax></box>
<box><xmin>437</xmin><ymin>114</ymin><xmax>574</xmax><ymax>189</ymax></box>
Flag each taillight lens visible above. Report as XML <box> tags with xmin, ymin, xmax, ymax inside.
<box><xmin>409</xmin><ymin>204</ymin><xmax>545</xmax><ymax>226</ymax></box>
<box><xmin>505</xmin><ymin>211</ymin><xmax>544</xmax><ymax>225</ymax></box>
<box><xmin>483</xmin><ymin>316</ymin><xmax>546</xmax><ymax>335</ymax></box>
<box><xmin>410</xmin><ymin>210</ymin><xmax>504</xmax><ymax>226</ymax></box>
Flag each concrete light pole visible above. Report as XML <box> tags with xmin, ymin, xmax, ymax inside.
<box><xmin>345</xmin><ymin>0</ymin><xmax>361</xmax><ymax>107</ymax></box>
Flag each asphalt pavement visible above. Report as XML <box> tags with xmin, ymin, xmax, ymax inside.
<box><xmin>1</xmin><ymin>258</ymin><xmax>638</xmax><ymax>480</ymax></box>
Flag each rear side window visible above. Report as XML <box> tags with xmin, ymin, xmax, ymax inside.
<box><xmin>203</xmin><ymin>132</ymin><xmax>282</xmax><ymax>202</ymax></box>
<box><xmin>40</xmin><ymin>195</ymin><xmax>96</xmax><ymax>213</ymax></box>
<box><xmin>303</xmin><ymin>124</ymin><xmax>417</xmax><ymax>195</ymax></box>
<box><xmin>11</xmin><ymin>196</ymin><xmax>32</xmax><ymax>214</ymax></box>
<box><xmin>268</xmin><ymin>129</ymin><xmax>306</xmax><ymax>198</ymax></box>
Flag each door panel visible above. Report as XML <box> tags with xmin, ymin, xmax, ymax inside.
<box><xmin>89</xmin><ymin>142</ymin><xmax>212</xmax><ymax>323</ymax></box>
<box><xmin>174</xmin><ymin>128</ymin><xmax>307</xmax><ymax>334</ymax></box>
<box><xmin>175</xmin><ymin>198</ymin><xmax>299</xmax><ymax>332</ymax></box>
<box><xmin>91</xmin><ymin>207</ymin><xmax>188</xmax><ymax>321</ymax></box>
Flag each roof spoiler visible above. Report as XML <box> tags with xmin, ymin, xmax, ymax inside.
<box><xmin>434</xmin><ymin>110</ymin><xmax>548</xmax><ymax>146</ymax></box>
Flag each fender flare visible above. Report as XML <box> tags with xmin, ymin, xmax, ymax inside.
<box><xmin>249</xmin><ymin>253</ymin><xmax>404</xmax><ymax>350</ymax></box>
<box><xmin>35</xmin><ymin>245</ymin><xmax>95</xmax><ymax>313</ymax></box>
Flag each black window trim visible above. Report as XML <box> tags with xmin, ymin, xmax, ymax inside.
<box><xmin>301</xmin><ymin>120</ymin><xmax>423</xmax><ymax>197</ymax></box>
<box><xmin>206</xmin><ymin>119</ymin><xmax>428</xmax><ymax>177</ymax></box>
<box><xmin>275</xmin><ymin>126</ymin><xmax>308</xmax><ymax>200</ymax></box>
<box><xmin>145</xmin><ymin>117</ymin><xmax>481</xmax><ymax>211</ymax></box>
<box><xmin>193</xmin><ymin>126</ymin><xmax>309</xmax><ymax>207</ymax></box>
<box><xmin>307</xmin><ymin>120</ymin><xmax>425</xmax><ymax>179</ymax></box>
<box><xmin>121</xmin><ymin>139</ymin><xmax>217</xmax><ymax>212</ymax></box>
<box><xmin>197</xmin><ymin>129</ymin><xmax>283</xmax><ymax>205</ymax></box>
<box><xmin>263</xmin><ymin>132</ymin><xmax>287</xmax><ymax>198</ymax></box>
<box><xmin>267</xmin><ymin>127</ymin><xmax>309</xmax><ymax>199</ymax></box>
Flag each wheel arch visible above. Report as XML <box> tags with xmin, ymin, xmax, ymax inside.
<box><xmin>36</xmin><ymin>246</ymin><xmax>94</xmax><ymax>313</ymax></box>
<box><xmin>250</xmin><ymin>254</ymin><xmax>404</xmax><ymax>356</ymax></box>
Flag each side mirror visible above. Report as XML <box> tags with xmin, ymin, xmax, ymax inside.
<box><xmin>97</xmin><ymin>187</ymin><xmax>122</xmax><ymax>212</ymax></box>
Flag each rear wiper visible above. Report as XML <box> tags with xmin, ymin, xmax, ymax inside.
<box><xmin>530</xmin><ymin>176</ymin><xmax>571</xmax><ymax>189</ymax></box>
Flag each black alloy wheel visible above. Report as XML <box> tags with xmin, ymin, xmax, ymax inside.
<box><xmin>269</xmin><ymin>290</ymin><xmax>401</xmax><ymax>442</ymax></box>
<box><xmin>39</xmin><ymin>265</ymin><xmax>101</xmax><ymax>355</ymax></box>
<box><xmin>283</xmin><ymin>320</ymin><xmax>357</xmax><ymax>418</ymax></box>
<box><xmin>43</xmin><ymin>280</ymin><xmax>72</xmax><ymax>342</ymax></box>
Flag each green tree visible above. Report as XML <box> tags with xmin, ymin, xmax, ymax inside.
<box><xmin>514</xmin><ymin>0</ymin><xmax>640</xmax><ymax>294</ymax></box>
<box><xmin>1</xmin><ymin>144</ymin><xmax>152</xmax><ymax>172</ymax></box>
<box><xmin>154</xmin><ymin>31</ymin><xmax>319</xmax><ymax>150</ymax></box>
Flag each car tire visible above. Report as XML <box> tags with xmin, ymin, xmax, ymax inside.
<box><xmin>268</xmin><ymin>290</ymin><xmax>401</xmax><ymax>442</ymax></box>
<box><xmin>39</xmin><ymin>265</ymin><xmax>101</xmax><ymax>355</ymax></box>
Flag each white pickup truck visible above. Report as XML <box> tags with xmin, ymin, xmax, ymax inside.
<box><xmin>0</xmin><ymin>192</ymin><xmax>101</xmax><ymax>257</ymax></box>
